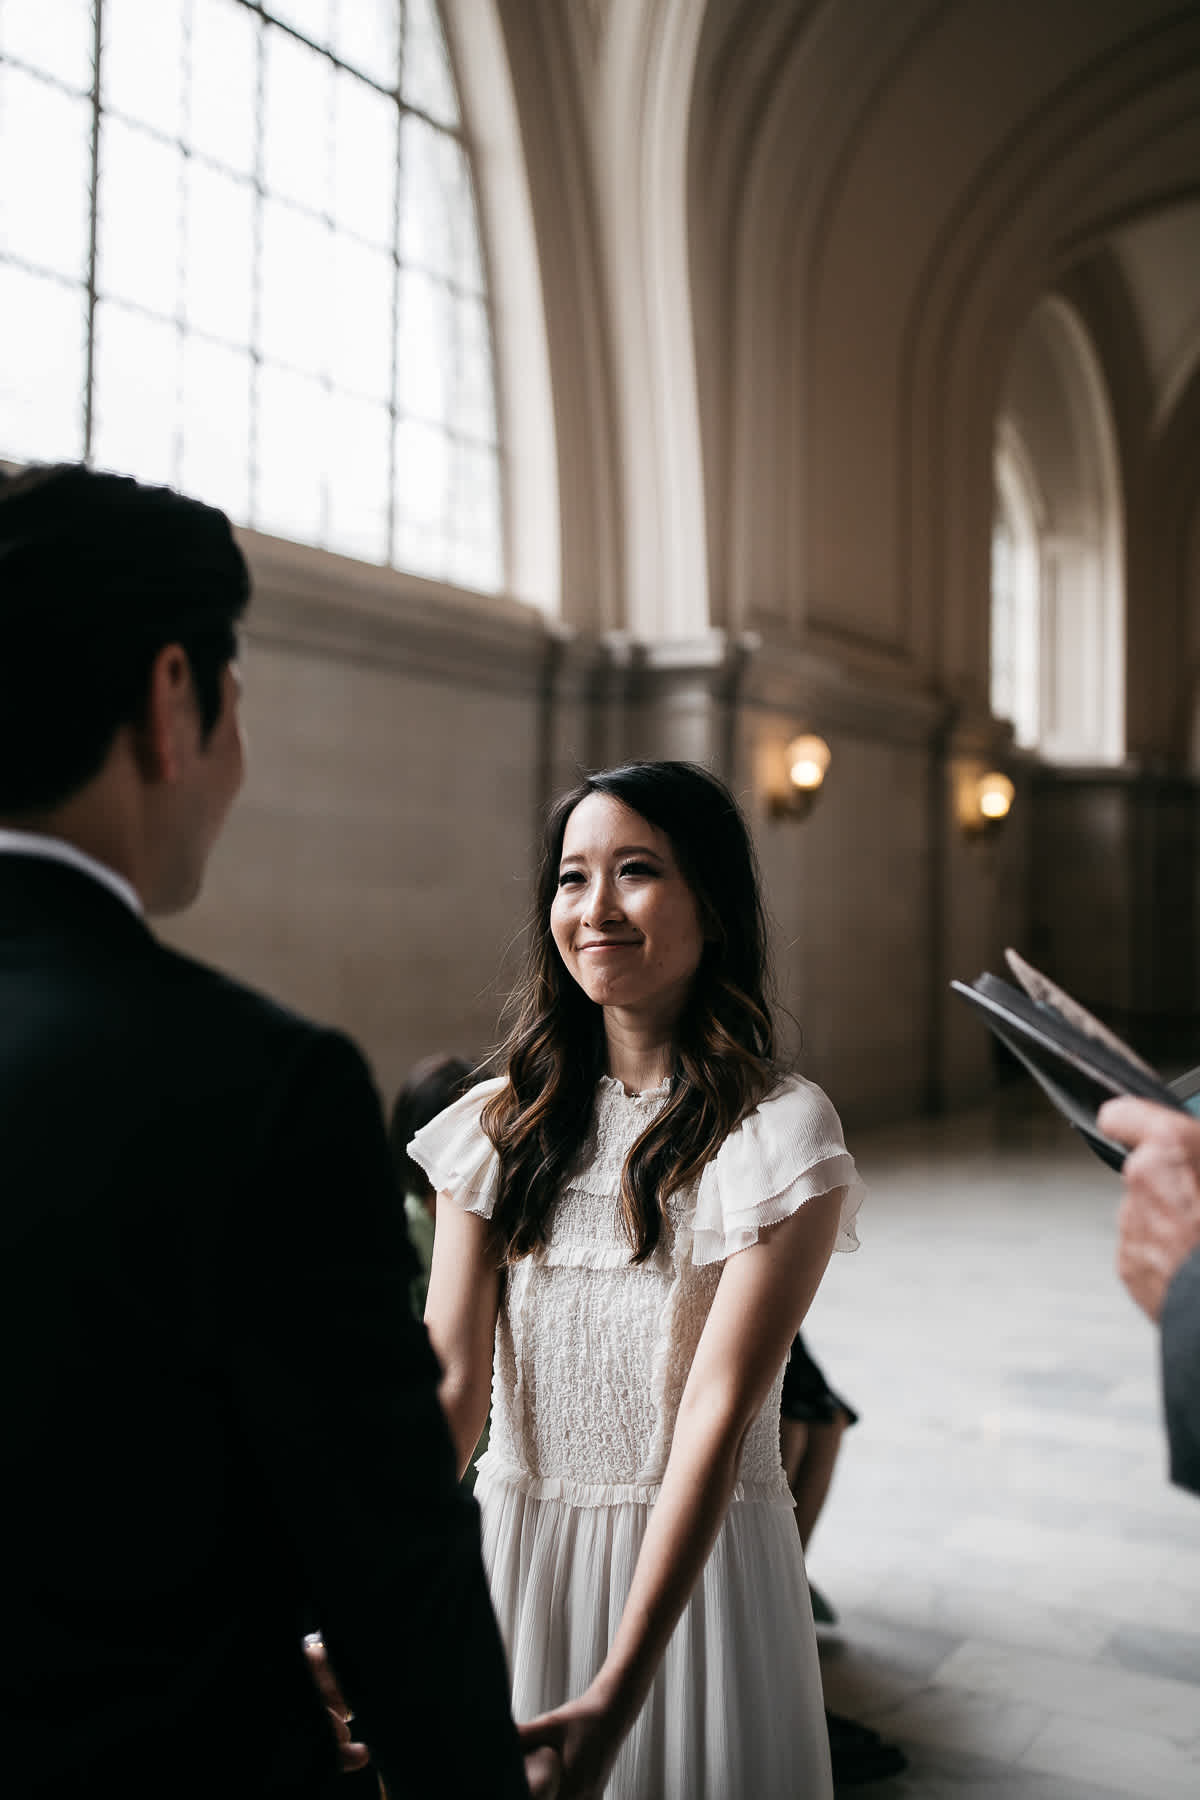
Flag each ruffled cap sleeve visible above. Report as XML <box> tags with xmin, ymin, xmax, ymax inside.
<box><xmin>692</xmin><ymin>1075</ymin><xmax>864</xmax><ymax>1267</ymax></box>
<box><xmin>406</xmin><ymin>1075</ymin><xmax>506</xmax><ymax>1220</ymax></box>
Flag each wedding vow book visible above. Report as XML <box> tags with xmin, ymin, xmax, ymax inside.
<box><xmin>951</xmin><ymin>950</ymin><xmax>1200</xmax><ymax>1170</ymax></box>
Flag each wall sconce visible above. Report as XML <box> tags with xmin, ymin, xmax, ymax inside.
<box><xmin>769</xmin><ymin>734</ymin><xmax>832</xmax><ymax>820</ymax></box>
<box><xmin>958</xmin><ymin>768</ymin><xmax>1015</xmax><ymax>838</ymax></box>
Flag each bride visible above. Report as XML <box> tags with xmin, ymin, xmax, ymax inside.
<box><xmin>413</xmin><ymin>760</ymin><xmax>863</xmax><ymax>1799</ymax></box>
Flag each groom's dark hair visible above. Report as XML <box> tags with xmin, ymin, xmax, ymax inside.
<box><xmin>0</xmin><ymin>463</ymin><xmax>249</xmax><ymax>813</ymax></box>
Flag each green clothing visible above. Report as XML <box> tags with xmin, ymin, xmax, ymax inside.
<box><xmin>404</xmin><ymin>1192</ymin><xmax>436</xmax><ymax>1316</ymax></box>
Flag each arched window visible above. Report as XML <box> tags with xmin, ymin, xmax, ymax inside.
<box><xmin>0</xmin><ymin>0</ymin><xmax>502</xmax><ymax>593</ymax></box>
<box><xmin>990</xmin><ymin>426</ymin><xmax>1043</xmax><ymax>749</ymax></box>
<box><xmin>991</xmin><ymin>297</ymin><xmax>1124</xmax><ymax>764</ymax></box>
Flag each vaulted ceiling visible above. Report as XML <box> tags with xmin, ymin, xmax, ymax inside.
<box><xmin>687</xmin><ymin>0</ymin><xmax>1200</xmax><ymax>676</ymax></box>
<box><xmin>494</xmin><ymin>0</ymin><xmax>1200</xmax><ymax>747</ymax></box>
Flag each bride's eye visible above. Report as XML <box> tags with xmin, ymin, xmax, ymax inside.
<box><xmin>557</xmin><ymin>869</ymin><xmax>585</xmax><ymax>887</ymax></box>
<box><xmin>619</xmin><ymin>860</ymin><xmax>656</xmax><ymax>878</ymax></box>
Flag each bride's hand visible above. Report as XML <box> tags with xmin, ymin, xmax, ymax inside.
<box><xmin>517</xmin><ymin>1691</ymin><xmax>627</xmax><ymax>1800</ymax></box>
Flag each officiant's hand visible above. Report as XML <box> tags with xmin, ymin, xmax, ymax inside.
<box><xmin>1099</xmin><ymin>1099</ymin><xmax>1200</xmax><ymax>1321</ymax></box>
<box><xmin>303</xmin><ymin>1637</ymin><xmax>371</xmax><ymax>1775</ymax></box>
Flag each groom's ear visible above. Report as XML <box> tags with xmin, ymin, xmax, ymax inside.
<box><xmin>132</xmin><ymin>645</ymin><xmax>199</xmax><ymax>785</ymax></box>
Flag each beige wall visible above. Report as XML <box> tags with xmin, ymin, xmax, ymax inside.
<box><xmin>752</xmin><ymin>730</ymin><xmax>936</xmax><ymax>1122</ymax></box>
<box><xmin>161</xmin><ymin>535</ymin><xmax>548</xmax><ymax>1105</ymax></box>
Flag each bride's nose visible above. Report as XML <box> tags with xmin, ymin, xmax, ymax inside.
<box><xmin>582</xmin><ymin>874</ymin><xmax>624</xmax><ymax>927</ymax></box>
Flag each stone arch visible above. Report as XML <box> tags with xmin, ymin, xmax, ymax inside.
<box><xmin>444</xmin><ymin>0</ymin><xmax>560</xmax><ymax>616</ymax></box>
<box><xmin>898</xmin><ymin>10</ymin><xmax>1200</xmax><ymax>711</ymax></box>
<box><xmin>689</xmin><ymin>0</ymin><xmax>947</xmax><ymax>640</ymax></box>
<box><xmin>491</xmin><ymin>0</ymin><xmax>714</xmax><ymax>640</ymax></box>
<box><xmin>686</xmin><ymin>0</ymin><xmax>1200</xmax><ymax>700</ymax></box>
<box><xmin>589</xmin><ymin>0</ymin><xmax>712</xmax><ymax>639</ymax></box>
<box><xmin>490</xmin><ymin>0</ymin><xmax>624</xmax><ymax>635</ymax></box>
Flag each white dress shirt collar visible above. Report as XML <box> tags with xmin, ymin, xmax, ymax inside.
<box><xmin>0</xmin><ymin>829</ymin><xmax>143</xmax><ymax>917</ymax></box>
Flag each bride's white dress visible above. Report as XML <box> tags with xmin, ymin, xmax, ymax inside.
<box><xmin>411</xmin><ymin>1072</ymin><xmax>863</xmax><ymax>1800</ymax></box>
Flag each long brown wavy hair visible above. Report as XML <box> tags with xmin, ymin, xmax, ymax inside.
<box><xmin>481</xmin><ymin>761</ymin><xmax>781</xmax><ymax>1264</ymax></box>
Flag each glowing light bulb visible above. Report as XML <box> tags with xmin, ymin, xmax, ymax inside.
<box><xmin>977</xmin><ymin>772</ymin><xmax>1014</xmax><ymax>821</ymax></box>
<box><xmin>785</xmin><ymin>734</ymin><xmax>831</xmax><ymax>794</ymax></box>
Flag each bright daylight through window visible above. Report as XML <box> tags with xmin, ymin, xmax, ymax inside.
<box><xmin>0</xmin><ymin>0</ymin><xmax>502</xmax><ymax>593</ymax></box>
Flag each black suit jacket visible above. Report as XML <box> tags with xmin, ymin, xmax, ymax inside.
<box><xmin>1</xmin><ymin>856</ymin><xmax>527</xmax><ymax>1799</ymax></box>
<box><xmin>1163</xmin><ymin>1244</ymin><xmax>1200</xmax><ymax>1497</ymax></box>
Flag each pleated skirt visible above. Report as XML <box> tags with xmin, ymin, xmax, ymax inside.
<box><xmin>477</xmin><ymin>1470</ymin><xmax>834</xmax><ymax>1800</ymax></box>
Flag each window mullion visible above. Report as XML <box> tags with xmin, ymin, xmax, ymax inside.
<box><xmin>82</xmin><ymin>0</ymin><xmax>104</xmax><ymax>463</ymax></box>
<box><xmin>248</xmin><ymin>10</ymin><xmax>267</xmax><ymax>527</ymax></box>
<box><xmin>386</xmin><ymin>4</ymin><xmax>406</xmax><ymax>568</ymax></box>
<box><xmin>172</xmin><ymin>0</ymin><xmax>194</xmax><ymax>492</ymax></box>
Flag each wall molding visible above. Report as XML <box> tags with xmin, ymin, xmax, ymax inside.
<box><xmin>570</xmin><ymin>627</ymin><xmax>956</xmax><ymax>751</ymax></box>
<box><xmin>238</xmin><ymin>534</ymin><xmax>1023</xmax><ymax>761</ymax></box>
<box><xmin>240</xmin><ymin>528</ymin><xmax>553</xmax><ymax>696</ymax></box>
<box><xmin>738</xmin><ymin>635</ymin><xmax>952</xmax><ymax>748</ymax></box>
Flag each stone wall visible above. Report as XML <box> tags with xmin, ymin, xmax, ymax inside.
<box><xmin>1030</xmin><ymin>769</ymin><xmax>1200</xmax><ymax>1065</ymax></box>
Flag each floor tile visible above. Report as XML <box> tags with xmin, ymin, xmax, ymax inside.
<box><xmin>865</xmin><ymin>1683</ymin><xmax>1049</xmax><ymax>1762</ymax></box>
<box><xmin>1021</xmin><ymin>1712</ymin><xmax>1200</xmax><ymax>1799</ymax></box>
<box><xmin>933</xmin><ymin>1639</ymin><xmax>1200</xmax><ymax>1741</ymax></box>
<box><xmin>1099</xmin><ymin>1621</ymin><xmax>1200</xmax><ymax>1686</ymax></box>
<box><xmin>805</xmin><ymin>1101</ymin><xmax>1200</xmax><ymax>1798</ymax></box>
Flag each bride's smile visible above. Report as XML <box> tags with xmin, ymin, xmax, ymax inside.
<box><xmin>550</xmin><ymin>790</ymin><xmax>705</xmax><ymax>1024</ymax></box>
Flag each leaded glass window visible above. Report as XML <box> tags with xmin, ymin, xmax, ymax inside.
<box><xmin>0</xmin><ymin>0</ymin><xmax>503</xmax><ymax>593</ymax></box>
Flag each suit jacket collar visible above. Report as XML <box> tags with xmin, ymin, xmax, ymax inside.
<box><xmin>0</xmin><ymin>852</ymin><xmax>154</xmax><ymax>949</ymax></box>
<box><xmin>0</xmin><ymin>829</ymin><xmax>142</xmax><ymax>917</ymax></box>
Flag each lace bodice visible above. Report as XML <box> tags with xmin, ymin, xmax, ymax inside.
<box><xmin>410</xmin><ymin>1073</ymin><xmax>863</xmax><ymax>1507</ymax></box>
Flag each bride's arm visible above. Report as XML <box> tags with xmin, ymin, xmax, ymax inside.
<box><xmin>423</xmin><ymin>1197</ymin><xmax>501</xmax><ymax>1480</ymax></box>
<box><xmin>517</xmin><ymin>1184</ymin><xmax>845</xmax><ymax>1798</ymax></box>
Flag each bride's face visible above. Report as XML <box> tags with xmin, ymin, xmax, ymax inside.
<box><xmin>550</xmin><ymin>792</ymin><xmax>706</xmax><ymax>1024</ymax></box>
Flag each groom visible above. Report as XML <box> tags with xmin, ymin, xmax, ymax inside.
<box><xmin>0</xmin><ymin>465</ymin><xmax>542</xmax><ymax>1799</ymax></box>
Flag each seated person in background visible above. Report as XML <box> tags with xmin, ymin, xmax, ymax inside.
<box><xmin>782</xmin><ymin>1335</ymin><xmax>907</xmax><ymax>1788</ymax></box>
<box><xmin>780</xmin><ymin>1331</ymin><xmax>859</xmax><ymax>1624</ymax></box>
<box><xmin>1099</xmin><ymin>1097</ymin><xmax>1200</xmax><ymax>1497</ymax></box>
<box><xmin>389</xmin><ymin>1053</ymin><xmax>476</xmax><ymax>1314</ymax></box>
<box><xmin>389</xmin><ymin>1054</ymin><xmax>491</xmax><ymax>1488</ymax></box>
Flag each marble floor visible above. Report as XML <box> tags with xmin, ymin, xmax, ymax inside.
<box><xmin>804</xmin><ymin>1095</ymin><xmax>1200</xmax><ymax>1798</ymax></box>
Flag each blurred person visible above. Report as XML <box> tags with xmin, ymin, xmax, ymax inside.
<box><xmin>415</xmin><ymin>761</ymin><xmax>865</xmax><ymax>1799</ymax></box>
<box><xmin>781</xmin><ymin>1336</ymin><xmax>907</xmax><ymax>1787</ymax></box>
<box><xmin>780</xmin><ymin>1330</ymin><xmax>859</xmax><ymax>1613</ymax></box>
<box><xmin>388</xmin><ymin>1053</ymin><xmax>493</xmax><ymax>1490</ymax></box>
<box><xmin>0</xmin><ymin>465</ymin><xmax>553</xmax><ymax>1800</ymax></box>
<box><xmin>388</xmin><ymin>1052</ymin><xmax>476</xmax><ymax>1315</ymax></box>
<box><xmin>1098</xmin><ymin>1097</ymin><xmax>1200</xmax><ymax>1496</ymax></box>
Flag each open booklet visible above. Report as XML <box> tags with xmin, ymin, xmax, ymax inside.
<box><xmin>951</xmin><ymin>950</ymin><xmax>1200</xmax><ymax>1170</ymax></box>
